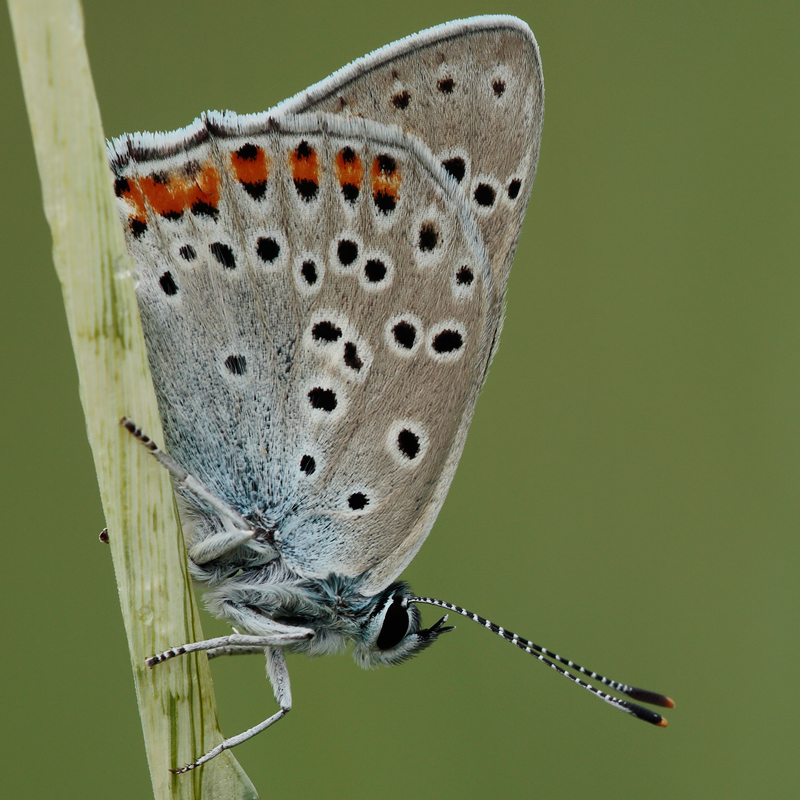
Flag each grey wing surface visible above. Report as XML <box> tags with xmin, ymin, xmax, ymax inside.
<box><xmin>110</xmin><ymin>111</ymin><xmax>495</xmax><ymax>593</ymax></box>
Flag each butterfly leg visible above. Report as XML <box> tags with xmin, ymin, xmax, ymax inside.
<box><xmin>147</xmin><ymin>623</ymin><xmax>313</xmax><ymax>667</ymax></box>
<box><xmin>172</xmin><ymin>647</ymin><xmax>292</xmax><ymax>773</ymax></box>
<box><xmin>206</xmin><ymin>645</ymin><xmax>266</xmax><ymax>659</ymax></box>
<box><xmin>186</xmin><ymin>521</ymin><xmax>266</xmax><ymax>565</ymax></box>
<box><xmin>121</xmin><ymin>417</ymin><xmax>275</xmax><ymax>562</ymax></box>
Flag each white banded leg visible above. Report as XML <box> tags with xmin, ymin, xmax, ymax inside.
<box><xmin>199</xmin><ymin>627</ymin><xmax>295</xmax><ymax>660</ymax></box>
<box><xmin>207</xmin><ymin>645</ymin><xmax>267</xmax><ymax>660</ymax></box>
<box><xmin>172</xmin><ymin>647</ymin><xmax>292</xmax><ymax>774</ymax></box>
<box><xmin>146</xmin><ymin>625</ymin><xmax>313</xmax><ymax>667</ymax></box>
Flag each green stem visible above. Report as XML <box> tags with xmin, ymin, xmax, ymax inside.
<box><xmin>8</xmin><ymin>1</ymin><xmax>258</xmax><ymax>797</ymax></box>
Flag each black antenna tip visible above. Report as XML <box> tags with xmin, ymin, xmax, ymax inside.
<box><xmin>627</xmin><ymin>701</ymin><xmax>669</xmax><ymax>727</ymax></box>
<box><xmin>626</xmin><ymin>687</ymin><xmax>676</xmax><ymax>709</ymax></box>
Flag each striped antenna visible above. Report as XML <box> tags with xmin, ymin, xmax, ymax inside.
<box><xmin>407</xmin><ymin>596</ymin><xmax>674</xmax><ymax>726</ymax></box>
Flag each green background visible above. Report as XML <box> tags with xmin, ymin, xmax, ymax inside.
<box><xmin>1</xmin><ymin>1</ymin><xmax>797</xmax><ymax>797</ymax></box>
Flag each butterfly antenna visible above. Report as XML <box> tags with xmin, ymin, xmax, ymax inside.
<box><xmin>407</xmin><ymin>596</ymin><xmax>674</xmax><ymax>726</ymax></box>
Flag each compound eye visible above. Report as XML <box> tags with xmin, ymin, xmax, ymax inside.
<box><xmin>376</xmin><ymin>598</ymin><xmax>410</xmax><ymax>650</ymax></box>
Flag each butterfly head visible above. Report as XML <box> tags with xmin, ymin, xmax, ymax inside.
<box><xmin>353</xmin><ymin>583</ymin><xmax>454</xmax><ymax>667</ymax></box>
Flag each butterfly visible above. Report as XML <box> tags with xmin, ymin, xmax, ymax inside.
<box><xmin>109</xmin><ymin>15</ymin><xmax>671</xmax><ymax>773</ymax></box>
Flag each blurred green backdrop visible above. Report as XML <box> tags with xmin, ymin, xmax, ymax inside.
<box><xmin>2</xmin><ymin>1</ymin><xmax>798</xmax><ymax>797</ymax></box>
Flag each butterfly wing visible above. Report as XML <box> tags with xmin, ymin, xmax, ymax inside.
<box><xmin>110</xmin><ymin>111</ymin><xmax>496</xmax><ymax>593</ymax></box>
<box><xmin>277</xmin><ymin>16</ymin><xmax>544</xmax><ymax>301</ymax></box>
<box><xmin>276</xmin><ymin>16</ymin><xmax>543</xmax><ymax>590</ymax></box>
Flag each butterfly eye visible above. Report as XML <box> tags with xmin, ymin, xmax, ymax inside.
<box><xmin>376</xmin><ymin>598</ymin><xmax>410</xmax><ymax>650</ymax></box>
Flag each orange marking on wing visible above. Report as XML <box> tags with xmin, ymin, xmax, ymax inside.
<box><xmin>289</xmin><ymin>141</ymin><xmax>320</xmax><ymax>184</ymax></box>
<box><xmin>371</xmin><ymin>155</ymin><xmax>401</xmax><ymax>204</ymax></box>
<box><xmin>230</xmin><ymin>147</ymin><xmax>270</xmax><ymax>185</ymax></box>
<box><xmin>335</xmin><ymin>147</ymin><xmax>363</xmax><ymax>191</ymax></box>
<box><xmin>122</xmin><ymin>161</ymin><xmax>221</xmax><ymax>225</ymax></box>
<box><xmin>186</xmin><ymin>163</ymin><xmax>221</xmax><ymax>212</ymax></box>
<box><xmin>117</xmin><ymin>178</ymin><xmax>147</xmax><ymax>225</ymax></box>
<box><xmin>138</xmin><ymin>173</ymin><xmax>187</xmax><ymax>218</ymax></box>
